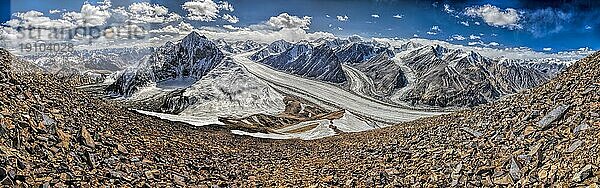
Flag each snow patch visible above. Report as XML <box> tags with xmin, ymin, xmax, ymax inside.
<box><xmin>134</xmin><ymin>109</ymin><xmax>224</xmax><ymax>126</ymax></box>
<box><xmin>232</xmin><ymin>119</ymin><xmax>336</xmax><ymax>140</ymax></box>
<box><xmin>331</xmin><ymin>111</ymin><xmax>375</xmax><ymax>132</ymax></box>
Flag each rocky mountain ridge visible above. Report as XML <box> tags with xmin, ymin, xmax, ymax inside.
<box><xmin>0</xmin><ymin>47</ymin><xmax>597</xmax><ymax>187</ymax></box>
<box><xmin>105</xmin><ymin>31</ymin><xmax>224</xmax><ymax>97</ymax></box>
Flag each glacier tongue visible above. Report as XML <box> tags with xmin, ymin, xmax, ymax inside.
<box><xmin>177</xmin><ymin>60</ymin><xmax>286</xmax><ymax>118</ymax></box>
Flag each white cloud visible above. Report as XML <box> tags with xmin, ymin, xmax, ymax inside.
<box><xmin>337</xmin><ymin>27</ymin><xmax>343</xmax><ymax>31</ymax></box>
<box><xmin>543</xmin><ymin>47</ymin><xmax>552</xmax><ymax>51</ymax></box>
<box><xmin>452</xmin><ymin>34</ymin><xmax>465</xmax><ymax>41</ymax></box>
<box><xmin>393</xmin><ymin>14</ymin><xmax>403</xmax><ymax>19</ymax></box>
<box><xmin>222</xmin><ymin>14</ymin><xmax>239</xmax><ymax>23</ymax></box>
<box><xmin>63</xmin><ymin>2</ymin><xmax>112</xmax><ymax>27</ymax></box>
<box><xmin>222</xmin><ymin>24</ymin><xmax>245</xmax><ymax>30</ymax></box>
<box><xmin>182</xmin><ymin>0</ymin><xmax>220</xmax><ymax>21</ymax></box>
<box><xmin>371</xmin><ymin>14</ymin><xmax>380</xmax><ymax>18</ymax></box>
<box><xmin>443</xmin><ymin>4</ymin><xmax>454</xmax><ymax>13</ymax></box>
<box><xmin>468</xmin><ymin>41</ymin><xmax>480</xmax><ymax>46</ymax></box>
<box><xmin>325</xmin><ymin>14</ymin><xmax>330</xmax><ymax>18</ymax></box>
<box><xmin>474</xmin><ymin>21</ymin><xmax>481</xmax><ymax>25</ymax></box>
<box><xmin>427</xmin><ymin>25</ymin><xmax>441</xmax><ymax>35</ymax></box>
<box><xmin>469</xmin><ymin>34</ymin><xmax>481</xmax><ymax>40</ymax></box>
<box><xmin>336</xmin><ymin>15</ymin><xmax>349</xmax><ymax>21</ymax></box>
<box><xmin>265</xmin><ymin>13</ymin><xmax>311</xmax><ymax>30</ymax></box>
<box><xmin>460</xmin><ymin>21</ymin><xmax>469</xmax><ymax>26</ymax></box>
<box><xmin>217</xmin><ymin>1</ymin><xmax>234</xmax><ymax>12</ymax></box>
<box><xmin>128</xmin><ymin>2</ymin><xmax>181</xmax><ymax>24</ymax></box>
<box><xmin>197</xmin><ymin>27</ymin><xmax>334</xmax><ymax>44</ymax></box>
<box><xmin>465</xmin><ymin>4</ymin><xmax>520</xmax><ymax>29</ymax></box>
<box><xmin>49</xmin><ymin>9</ymin><xmax>62</xmax><ymax>14</ymax></box>
<box><xmin>585</xmin><ymin>25</ymin><xmax>592</xmax><ymax>30</ymax></box>
<box><xmin>8</xmin><ymin>11</ymin><xmax>75</xmax><ymax>29</ymax></box>
<box><xmin>149</xmin><ymin>22</ymin><xmax>194</xmax><ymax>35</ymax></box>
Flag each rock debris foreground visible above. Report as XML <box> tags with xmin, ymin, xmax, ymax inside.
<box><xmin>0</xmin><ymin>47</ymin><xmax>599</xmax><ymax>187</ymax></box>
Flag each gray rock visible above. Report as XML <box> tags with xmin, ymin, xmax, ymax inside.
<box><xmin>509</xmin><ymin>158</ymin><xmax>521</xmax><ymax>181</ymax></box>
<box><xmin>537</xmin><ymin>105</ymin><xmax>570</xmax><ymax>129</ymax></box>
<box><xmin>573</xmin><ymin>123</ymin><xmax>590</xmax><ymax>134</ymax></box>
<box><xmin>450</xmin><ymin>163</ymin><xmax>462</xmax><ymax>186</ymax></box>
<box><xmin>460</xmin><ymin>127</ymin><xmax>483</xmax><ymax>138</ymax></box>
<box><xmin>572</xmin><ymin>164</ymin><xmax>593</xmax><ymax>183</ymax></box>
<box><xmin>566</xmin><ymin>140</ymin><xmax>583</xmax><ymax>153</ymax></box>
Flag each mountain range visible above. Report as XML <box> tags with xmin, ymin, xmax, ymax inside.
<box><xmin>0</xmin><ymin>41</ymin><xmax>597</xmax><ymax>186</ymax></box>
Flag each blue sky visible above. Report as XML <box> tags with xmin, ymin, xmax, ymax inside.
<box><xmin>2</xmin><ymin>0</ymin><xmax>599</xmax><ymax>52</ymax></box>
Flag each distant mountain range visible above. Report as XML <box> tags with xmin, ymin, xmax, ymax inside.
<box><xmin>90</xmin><ymin>31</ymin><xmax>570</xmax><ymax>134</ymax></box>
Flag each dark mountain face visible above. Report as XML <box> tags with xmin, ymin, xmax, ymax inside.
<box><xmin>397</xmin><ymin>45</ymin><xmax>551</xmax><ymax>107</ymax></box>
<box><xmin>257</xmin><ymin>43</ymin><xmax>347</xmax><ymax>83</ymax></box>
<box><xmin>354</xmin><ymin>53</ymin><xmax>408</xmax><ymax>95</ymax></box>
<box><xmin>335</xmin><ymin>42</ymin><xmax>393</xmax><ymax>65</ymax></box>
<box><xmin>106</xmin><ymin>32</ymin><xmax>224</xmax><ymax>97</ymax></box>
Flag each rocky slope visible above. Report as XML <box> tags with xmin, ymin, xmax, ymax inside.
<box><xmin>396</xmin><ymin>45</ymin><xmax>552</xmax><ymax>107</ymax></box>
<box><xmin>105</xmin><ymin>31</ymin><xmax>224</xmax><ymax>97</ymax></box>
<box><xmin>0</xmin><ymin>46</ymin><xmax>598</xmax><ymax>187</ymax></box>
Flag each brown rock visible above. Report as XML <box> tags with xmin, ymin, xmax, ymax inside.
<box><xmin>80</xmin><ymin>126</ymin><xmax>95</xmax><ymax>148</ymax></box>
<box><xmin>117</xmin><ymin>144</ymin><xmax>128</xmax><ymax>154</ymax></box>
<box><xmin>493</xmin><ymin>174</ymin><xmax>512</xmax><ymax>185</ymax></box>
<box><xmin>523</xmin><ymin>126</ymin><xmax>536</xmax><ymax>136</ymax></box>
<box><xmin>56</xmin><ymin>129</ymin><xmax>70</xmax><ymax>149</ymax></box>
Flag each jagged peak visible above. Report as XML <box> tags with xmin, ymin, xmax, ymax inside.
<box><xmin>182</xmin><ymin>31</ymin><xmax>207</xmax><ymax>42</ymax></box>
<box><xmin>270</xmin><ymin>39</ymin><xmax>290</xmax><ymax>46</ymax></box>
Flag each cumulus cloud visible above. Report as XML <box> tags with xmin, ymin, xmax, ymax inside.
<box><xmin>393</xmin><ymin>14</ymin><xmax>403</xmax><ymax>19</ymax></box>
<box><xmin>127</xmin><ymin>2</ymin><xmax>181</xmax><ymax>24</ymax></box>
<box><xmin>149</xmin><ymin>22</ymin><xmax>194</xmax><ymax>34</ymax></box>
<box><xmin>182</xmin><ymin>0</ymin><xmax>222</xmax><ymax>21</ymax></box>
<box><xmin>217</xmin><ymin>1</ymin><xmax>234</xmax><ymax>12</ymax></box>
<box><xmin>443</xmin><ymin>4</ymin><xmax>454</xmax><ymax>13</ymax></box>
<box><xmin>371</xmin><ymin>14</ymin><xmax>380</xmax><ymax>18</ymax></box>
<box><xmin>336</xmin><ymin>15</ymin><xmax>349</xmax><ymax>21</ymax></box>
<box><xmin>543</xmin><ymin>47</ymin><xmax>552</xmax><ymax>51</ymax></box>
<box><xmin>469</xmin><ymin>34</ymin><xmax>481</xmax><ymax>40</ymax></box>
<box><xmin>427</xmin><ymin>25</ymin><xmax>441</xmax><ymax>35</ymax></box>
<box><xmin>451</xmin><ymin>34</ymin><xmax>465</xmax><ymax>41</ymax></box>
<box><xmin>265</xmin><ymin>13</ymin><xmax>311</xmax><ymax>30</ymax></box>
<box><xmin>63</xmin><ymin>2</ymin><xmax>112</xmax><ymax>27</ymax></box>
<box><xmin>182</xmin><ymin>0</ymin><xmax>218</xmax><ymax>21</ymax></box>
<box><xmin>460</xmin><ymin>21</ymin><xmax>469</xmax><ymax>26</ymax></box>
<box><xmin>222</xmin><ymin>14</ymin><xmax>239</xmax><ymax>23</ymax></box>
<box><xmin>197</xmin><ymin>27</ymin><xmax>334</xmax><ymax>44</ymax></box>
<box><xmin>465</xmin><ymin>4</ymin><xmax>521</xmax><ymax>29</ymax></box>
<box><xmin>49</xmin><ymin>9</ymin><xmax>62</xmax><ymax>14</ymax></box>
<box><xmin>7</xmin><ymin>11</ymin><xmax>75</xmax><ymax>29</ymax></box>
